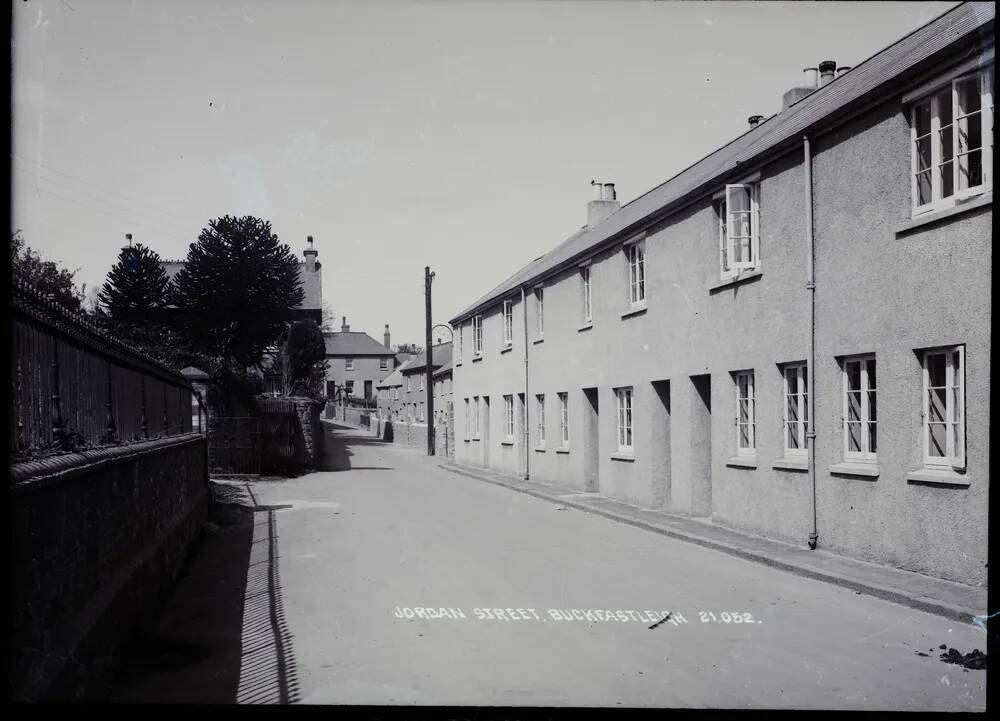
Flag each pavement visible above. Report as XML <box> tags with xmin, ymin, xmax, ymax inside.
<box><xmin>110</xmin><ymin>420</ymin><xmax>989</xmax><ymax>709</ymax></box>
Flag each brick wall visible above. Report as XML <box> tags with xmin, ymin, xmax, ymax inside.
<box><xmin>9</xmin><ymin>433</ymin><xmax>209</xmax><ymax>701</ymax></box>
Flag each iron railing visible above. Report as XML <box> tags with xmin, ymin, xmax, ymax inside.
<box><xmin>9</xmin><ymin>272</ymin><xmax>195</xmax><ymax>463</ymax></box>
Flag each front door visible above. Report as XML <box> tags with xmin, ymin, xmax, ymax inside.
<box><xmin>364</xmin><ymin>380</ymin><xmax>373</xmax><ymax>400</ymax></box>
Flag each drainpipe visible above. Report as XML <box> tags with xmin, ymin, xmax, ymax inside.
<box><xmin>522</xmin><ymin>286</ymin><xmax>530</xmax><ymax>480</ymax></box>
<box><xmin>804</xmin><ymin>135</ymin><xmax>818</xmax><ymax>550</ymax></box>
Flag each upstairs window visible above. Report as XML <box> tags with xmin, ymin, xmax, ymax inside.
<box><xmin>581</xmin><ymin>265</ymin><xmax>593</xmax><ymax>323</ymax></box>
<box><xmin>458</xmin><ymin>325</ymin><xmax>464</xmax><ymax>362</ymax></box>
<box><xmin>910</xmin><ymin>64</ymin><xmax>993</xmax><ymax>214</ymax></box>
<box><xmin>406</xmin><ymin>376</ymin><xmax>411</xmax><ymax>392</ymax></box>
<box><xmin>535</xmin><ymin>288</ymin><xmax>544</xmax><ymax>338</ymax></box>
<box><xmin>626</xmin><ymin>241</ymin><xmax>645</xmax><ymax>305</ymax></box>
<box><xmin>783</xmin><ymin>363</ymin><xmax>809</xmax><ymax>458</ymax></box>
<box><xmin>345</xmin><ymin>357</ymin><xmax>354</xmax><ymax>370</ymax></box>
<box><xmin>502</xmin><ymin>299</ymin><xmax>513</xmax><ymax>346</ymax></box>
<box><xmin>734</xmin><ymin>370</ymin><xmax>755</xmax><ymax>455</ymax></box>
<box><xmin>716</xmin><ymin>182</ymin><xmax>760</xmax><ymax>280</ymax></box>
<box><xmin>472</xmin><ymin>315</ymin><xmax>483</xmax><ymax>355</ymax></box>
<box><xmin>843</xmin><ymin>355</ymin><xmax>877</xmax><ymax>463</ymax></box>
<box><xmin>419</xmin><ymin>375</ymin><xmax>424</xmax><ymax>391</ymax></box>
<box><xmin>380</xmin><ymin>357</ymin><xmax>388</xmax><ymax>370</ymax></box>
<box><xmin>922</xmin><ymin>346</ymin><xmax>965</xmax><ymax>470</ymax></box>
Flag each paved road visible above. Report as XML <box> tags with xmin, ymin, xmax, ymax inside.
<box><xmin>238</xmin><ymin>421</ymin><xmax>986</xmax><ymax>709</ymax></box>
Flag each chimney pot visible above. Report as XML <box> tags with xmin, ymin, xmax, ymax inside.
<box><xmin>803</xmin><ymin>67</ymin><xmax>819</xmax><ymax>88</ymax></box>
<box><xmin>819</xmin><ymin>60</ymin><xmax>837</xmax><ymax>86</ymax></box>
<box><xmin>836</xmin><ymin>65</ymin><xmax>851</xmax><ymax>77</ymax></box>
<box><xmin>341</xmin><ymin>316</ymin><xmax>350</xmax><ymax>332</ymax></box>
<box><xmin>603</xmin><ymin>183</ymin><xmax>616</xmax><ymax>201</ymax></box>
<box><xmin>748</xmin><ymin>114</ymin><xmax>764</xmax><ymax>128</ymax></box>
<box><xmin>384</xmin><ymin>324</ymin><xmax>391</xmax><ymax>348</ymax></box>
<box><xmin>590</xmin><ymin>180</ymin><xmax>603</xmax><ymax>200</ymax></box>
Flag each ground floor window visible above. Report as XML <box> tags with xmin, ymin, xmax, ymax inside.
<box><xmin>615</xmin><ymin>387</ymin><xmax>633</xmax><ymax>453</ymax></box>
<box><xmin>558</xmin><ymin>392</ymin><xmax>569</xmax><ymax>447</ymax></box>
<box><xmin>734</xmin><ymin>370</ymin><xmax>755</xmax><ymax>455</ymax></box>
<box><xmin>536</xmin><ymin>394</ymin><xmax>546</xmax><ymax>446</ymax></box>
<box><xmin>783</xmin><ymin>363</ymin><xmax>808</xmax><ymax>457</ymax></box>
<box><xmin>922</xmin><ymin>345</ymin><xmax>965</xmax><ymax>470</ymax></box>
<box><xmin>843</xmin><ymin>355</ymin><xmax>877</xmax><ymax>462</ymax></box>
<box><xmin>504</xmin><ymin>395</ymin><xmax>514</xmax><ymax>440</ymax></box>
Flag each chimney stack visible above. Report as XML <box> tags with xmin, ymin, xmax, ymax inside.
<box><xmin>748</xmin><ymin>115</ymin><xmax>764</xmax><ymax>128</ymax></box>
<box><xmin>384</xmin><ymin>324</ymin><xmax>391</xmax><ymax>348</ymax></box>
<box><xmin>819</xmin><ymin>60</ymin><xmax>837</xmax><ymax>87</ymax></box>
<box><xmin>782</xmin><ymin>67</ymin><xmax>819</xmax><ymax>110</ymax></box>
<box><xmin>304</xmin><ymin>235</ymin><xmax>318</xmax><ymax>271</ymax></box>
<box><xmin>341</xmin><ymin>316</ymin><xmax>350</xmax><ymax>332</ymax></box>
<box><xmin>587</xmin><ymin>180</ymin><xmax>621</xmax><ymax>227</ymax></box>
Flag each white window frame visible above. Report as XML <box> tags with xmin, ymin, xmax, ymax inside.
<box><xmin>406</xmin><ymin>376</ymin><xmax>411</xmax><ymax>392</ymax></box>
<box><xmin>380</xmin><ymin>357</ymin><xmax>388</xmax><ymax>370</ymax></box>
<box><xmin>419</xmin><ymin>375</ymin><xmax>424</xmax><ymax>391</ymax></box>
<box><xmin>842</xmin><ymin>355</ymin><xmax>877</xmax><ymax>463</ymax></box>
<box><xmin>734</xmin><ymin>370</ymin><xmax>755</xmax><ymax>456</ymax></box>
<box><xmin>922</xmin><ymin>345</ymin><xmax>965</xmax><ymax>471</ymax></box>
<box><xmin>458</xmin><ymin>325</ymin><xmax>464</xmax><ymax>362</ymax></box>
<box><xmin>536</xmin><ymin>393</ymin><xmax>546</xmax><ymax>446</ymax></box>
<box><xmin>502</xmin><ymin>299</ymin><xmax>513</xmax><ymax>347</ymax></box>
<box><xmin>419</xmin><ymin>402</ymin><xmax>424</xmax><ymax>422</ymax></box>
<box><xmin>581</xmin><ymin>265</ymin><xmax>592</xmax><ymax>323</ymax></box>
<box><xmin>504</xmin><ymin>394</ymin><xmax>514</xmax><ymax>440</ymax></box>
<box><xmin>558</xmin><ymin>392</ymin><xmax>569</xmax><ymax>447</ymax></box>
<box><xmin>615</xmin><ymin>387</ymin><xmax>634</xmax><ymax>453</ymax></box>
<box><xmin>715</xmin><ymin>182</ymin><xmax>761</xmax><ymax>280</ymax></box>
<box><xmin>472</xmin><ymin>315</ymin><xmax>483</xmax><ymax>355</ymax></box>
<box><xmin>473</xmin><ymin>396</ymin><xmax>481</xmax><ymax>438</ymax></box>
<box><xmin>535</xmin><ymin>288</ymin><xmax>544</xmax><ymax>339</ymax></box>
<box><xmin>626</xmin><ymin>241</ymin><xmax>645</xmax><ymax>306</ymax></box>
<box><xmin>783</xmin><ymin>363</ymin><xmax>809</xmax><ymax>459</ymax></box>
<box><xmin>909</xmin><ymin>62</ymin><xmax>993</xmax><ymax>216</ymax></box>
<box><xmin>345</xmin><ymin>357</ymin><xmax>354</xmax><ymax>371</ymax></box>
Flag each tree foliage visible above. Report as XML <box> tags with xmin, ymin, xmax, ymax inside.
<box><xmin>171</xmin><ymin>215</ymin><xmax>305</xmax><ymax>370</ymax></box>
<box><xmin>286</xmin><ymin>319</ymin><xmax>326</xmax><ymax>381</ymax></box>
<box><xmin>98</xmin><ymin>242</ymin><xmax>171</xmax><ymax>321</ymax></box>
<box><xmin>10</xmin><ymin>230</ymin><xmax>84</xmax><ymax>312</ymax></box>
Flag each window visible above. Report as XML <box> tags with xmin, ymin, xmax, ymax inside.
<box><xmin>380</xmin><ymin>357</ymin><xmax>388</xmax><ymax>370</ymax></box>
<box><xmin>503</xmin><ymin>395</ymin><xmax>514</xmax><ymax>440</ymax></box>
<box><xmin>558</xmin><ymin>392</ymin><xmax>569</xmax><ymax>447</ymax></box>
<box><xmin>473</xmin><ymin>396</ymin><xmax>481</xmax><ymax>438</ymax></box>
<box><xmin>626</xmin><ymin>242</ymin><xmax>645</xmax><ymax>305</ymax></box>
<box><xmin>419</xmin><ymin>402</ymin><xmax>424</xmax><ymax>422</ymax></box>
<box><xmin>783</xmin><ymin>363</ymin><xmax>809</xmax><ymax>458</ymax></box>
<box><xmin>581</xmin><ymin>266</ymin><xmax>592</xmax><ymax>323</ymax></box>
<box><xmin>464</xmin><ymin>398</ymin><xmax>470</xmax><ymax>439</ymax></box>
<box><xmin>535</xmin><ymin>288</ymin><xmax>544</xmax><ymax>338</ymax></box>
<box><xmin>615</xmin><ymin>387</ymin><xmax>633</xmax><ymax>453</ymax></box>
<box><xmin>734</xmin><ymin>371</ymin><xmax>755</xmax><ymax>455</ymax></box>
<box><xmin>922</xmin><ymin>346</ymin><xmax>965</xmax><ymax>470</ymax></box>
<box><xmin>502</xmin><ymin>300</ymin><xmax>513</xmax><ymax>346</ymax></box>
<box><xmin>911</xmin><ymin>65</ymin><xmax>993</xmax><ymax>213</ymax></box>
<box><xmin>345</xmin><ymin>357</ymin><xmax>354</xmax><ymax>370</ymax></box>
<box><xmin>406</xmin><ymin>376</ymin><xmax>411</xmax><ymax>392</ymax></box>
<box><xmin>345</xmin><ymin>380</ymin><xmax>355</xmax><ymax>396</ymax></box>
<box><xmin>843</xmin><ymin>356</ymin><xmax>877</xmax><ymax>462</ymax></box>
<box><xmin>472</xmin><ymin>315</ymin><xmax>483</xmax><ymax>355</ymax></box>
<box><xmin>419</xmin><ymin>375</ymin><xmax>424</xmax><ymax>391</ymax></box>
<box><xmin>458</xmin><ymin>325</ymin><xmax>464</xmax><ymax>362</ymax></box>
<box><xmin>536</xmin><ymin>394</ymin><xmax>546</xmax><ymax>446</ymax></box>
<box><xmin>716</xmin><ymin>182</ymin><xmax>760</xmax><ymax>279</ymax></box>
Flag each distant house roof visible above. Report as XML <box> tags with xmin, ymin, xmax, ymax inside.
<box><xmin>433</xmin><ymin>359</ymin><xmax>453</xmax><ymax>378</ymax></box>
<box><xmin>395</xmin><ymin>352</ymin><xmax>416</xmax><ymax>366</ymax></box>
<box><xmin>402</xmin><ymin>342</ymin><xmax>453</xmax><ymax>374</ymax></box>
<box><xmin>377</xmin><ymin>360</ymin><xmax>412</xmax><ymax>388</ymax></box>
<box><xmin>450</xmin><ymin>1</ymin><xmax>994</xmax><ymax>324</ymax></box>
<box><xmin>324</xmin><ymin>331</ymin><xmax>396</xmax><ymax>357</ymax></box>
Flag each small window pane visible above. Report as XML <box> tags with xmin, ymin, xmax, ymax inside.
<box><xmin>915</xmin><ymin>100</ymin><xmax>932</xmax><ymax>136</ymax></box>
<box><xmin>868</xmin><ymin>422</ymin><xmax>877</xmax><ymax>454</ymax></box>
<box><xmin>928</xmin><ymin>387</ymin><xmax>947</xmax><ymax>423</ymax></box>
<box><xmin>847</xmin><ymin>361</ymin><xmax>861</xmax><ymax>392</ymax></box>
<box><xmin>847</xmin><ymin>391</ymin><xmax>862</xmax><ymax>422</ymax></box>
<box><xmin>927</xmin><ymin>353</ymin><xmax>946</xmax><ymax>386</ymax></box>
<box><xmin>916</xmin><ymin>170</ymin><xmax>933</xmax><ymax>205</ymax></box>
<box><xmin>928</xmin><ymin>422</ymin><xmax>947</xmax><ymax>457</ymax></box>
<box><xmin>957</xmin><ymin>76</ymin><xmax>982</xmax><ymax>116</ymax></box>
<box><xmin>848</xmin><ymin>422</ymin><xmax>862</xmax><ymax>452</ymax></box>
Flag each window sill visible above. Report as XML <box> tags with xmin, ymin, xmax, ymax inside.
<box><xmin>897</xmin><ymin>191</ymin><xmax>991</xmax><ymax>235</ymax></box>
<box><xmin>534</xmin><ymin>446</ymin><xmax>547</xmax><ymax>453</ymax></box>
<box><xmin>610</xmin><ymin>452</ymin><xmax>635</xmax><ymax>462</ymax></box>
<box><xmin>773</xmin><ymin>457</ymin><xmax>808</xmax><ymax>471</ymax></box>
<box><xmin>455</xmin><ymin>361</ymin><xmax>462</xmax><ymax>367</ymax></box>
<box><xmin>709</xmin><ymin>268</ymin><xmax>763</xmax><ymax>294</ymax></box>
<box><xmin>578</xmin><ymin>323</ymin><xmax>593</xmax><ymax>332</ymax></box>
<box><xmin>621</xmin><ymin>303</ymin><xmax>647</xmax><ymax>319</ymax></box>
<box><xmin>830</xmin><ymin>462</ymin><xmax>879</xmax><ymax>478</ymax></box>
<box><xmin>501</xmin><ymin>440</ymin><xmax>515</xmax><ymax>446</ymax></box>
<box><xmin>555</xmin><ymin>447</ymin><xmax>570</xmax><ymax>454</ymax></box>
<box><xmin>500</xmin><ymin>345</ymin><xmax>513</xmax><ymax>354</ymax></box>
<box><xmin>464</xmin><ymin>439</ymin><xmax>471</xmax><ymax>443</ymax></box>
<box><xmin>471</xmin><ymin>355</ymin><xmax>483</xmax><ymax>363</ymax></box>
<box><xmin>906</xmin><ymin>468</ymin><xmax>970</xmax><ymax>487</ymax></box>
<box><xmin>726</xmin><ymin>455</ymin><xmax>758</xmax><ymax>469</ymax></box>
<box><xmin>533</xmin><ymin>338</ymin><xmax>544</xmax><ymax>345</ymax></box>
<box><xmin>472</xmin><ymin>437</ymin><xmax>480</xmax><ymax>442</ymax></box>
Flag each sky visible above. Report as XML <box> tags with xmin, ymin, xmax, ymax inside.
<box><xmin>12</xmin><ymin>0</ymin><xmax>958</xmax><ymax>345</ymax></box>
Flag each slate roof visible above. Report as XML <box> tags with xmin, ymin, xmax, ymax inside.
<box><xmin>402</xmin><ymin>342</ymin><xmax>453</xmax><ymax>374</ymax></box>
<box><xmin>377</xmin><ymin>360</ymin><xmax>412</xmax><ymax>388</ymax></box>
<box><xmin>450</xmin><ymin>1</ymin><xmax>994</xmax><ymax>324</ymax></box>
<box><xmin>433</xmin><ymin>359</ymin><xmax>453</xmax><ymax>378</ymax></box>
<box><xmin>324</xmin><ymin>331</ymin><xmax>396</xmax><ymax>357</ymax></box>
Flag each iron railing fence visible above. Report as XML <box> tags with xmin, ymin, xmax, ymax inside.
<box><xmin>10</xmin><ymin>272</ymin><xmax>195</xmax><ymax>463</ymax></box>
<box><xmin>208</xmin><ymin>416</ymin><xmax>261</xmax><ymax>476</ymax></box>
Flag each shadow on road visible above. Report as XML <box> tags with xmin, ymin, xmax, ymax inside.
<box><xmin>318</xmin><ymin>421</ymin><xmax>394</xmax><ymax>473</ymax></box>
<box><xmin>111</xmin><ymin>485</ymin><xmax>301</xmax><ymax>704</ymax></box>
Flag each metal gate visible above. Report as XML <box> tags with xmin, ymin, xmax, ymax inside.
<box><xmin>209</xmin><ymin>416</ymin><xmax>261</xmax><ymax>476</ymax></box>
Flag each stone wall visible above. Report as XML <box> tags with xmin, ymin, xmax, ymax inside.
<box><xmin>290</xmin><ymin>397</ymin><xmax>322</xmax><ymax>468</ymax></box>
<box><xmin>9</xmin><ymin>433</ymin><xmax>209</xmax><ymax>701</ymax></box>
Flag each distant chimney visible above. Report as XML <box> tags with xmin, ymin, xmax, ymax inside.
<box><xmin>748</xmin><ymin>115</ymin><xmax>764</xmax><ymax>128</ymax></box>
<box><xmin>803</xmin><ymin>67</ymin><xmax>819</xmax><ymax>88</ymax></box>
<box><xmin>304</xmin><ymin>235</ymin><xmax>318</xmax><ymax>271</ymax></box>
<box><xmin>836</xmin><ymin>65</ymin><xmax>851</xmax><ymax>77</ymax></box>
<box><xmin>384</xmin><ymin>324</ymin><xmax>391</xmax><ymax>348</ymax></box>
<box><xmin>125</xmin><ymin>233</ymin><xmax>132</xmax><ymax>247</ymax></box>
<box><xmin>341</xmin><ymin>316</ymin><xmax>350</xmax><ymax>332</ymax></box>
<box><xmin>782</xmin><ymin>67</ymin><xmax>819</xmax><ymax>110</ymax></box>
<box><xmin>819</xmin><ymin>60</ymin><xmax>837</xmax><ymax>87</ymax></box>
<box><xmin>587</xmin><ymin>180</ymin><xmax>621</xmax><ymax>228</ymax></box>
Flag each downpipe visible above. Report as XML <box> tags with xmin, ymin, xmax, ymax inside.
<box><xmin>522</xmin><ymin>286</ymin><xmax>530</xmax><ymax>480</ymax></box>
<box><xmin>804</xmin><ymin>135</ymin><xmax>819</xmax><ymax>550</ymax></box>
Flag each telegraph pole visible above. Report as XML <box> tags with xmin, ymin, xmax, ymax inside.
<box><xmin>425</xmin><ymin>267</ymin><xmax>435</xmax><ymax>455</ymax></box>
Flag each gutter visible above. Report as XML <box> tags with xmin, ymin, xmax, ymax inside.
<box><xmin>804</xmin><ymin>135</ymin><xmax>818</xmax><ymax>550</ymax></box>
<box><xmin>522</xmin><ymin>286</ymin><xmax>530</xmax><ymax>480</ymax></box>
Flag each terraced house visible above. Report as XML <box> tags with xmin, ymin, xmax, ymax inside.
<box><xmin>448</xmin><ymin>2</ymin><xmax>993</xmax><ymax>586</ymax></box>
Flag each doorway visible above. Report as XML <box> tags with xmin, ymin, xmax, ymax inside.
<box><xmin>482</xmin><ymin>396</ymin><xmax>491</xmax><ymax>468</ymax></box>
<box><xmin>650</xmin><ymin>380</ymin><xmax>671</xmax><ymax>510</ymax></box>
<box><xmin>689</xmin><ymin>374</ymin><xmax>712</xmax><ymax>517</ymax></box>
<box><xmin>582</xmin><ymin>387</ymin><xmax>599</xmax><ymax>492</ymax></box>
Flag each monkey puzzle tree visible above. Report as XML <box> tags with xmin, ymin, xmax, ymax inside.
<box><xmin>171</xmin><ymin>215</ymin><xmax>304</xmax><ymax>372</ymax></box>
<box><xmin>98</xmin><ymin>242</ymin><xmax>171</xmax><ymax>321</ymax></box>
